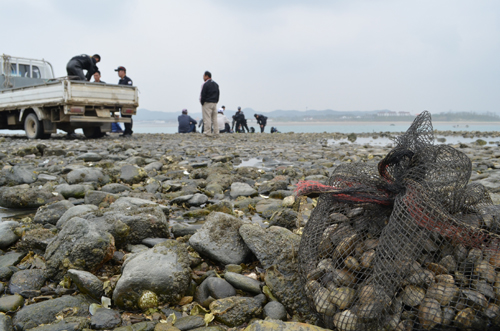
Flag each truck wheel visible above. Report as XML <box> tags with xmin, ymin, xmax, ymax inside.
<box><xmin>24</xmin><ymin>113</ymin><xmax>44</xmax><ymax>139</ymax></box>
<box><xmin>83</xmin><ymin>127</ymin><xmax>103</xmax><ymax>139</ymax></box>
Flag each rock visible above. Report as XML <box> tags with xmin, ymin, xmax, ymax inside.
<box><xmin>244</xmin><ymin>320</ymin><xmax>329</xmax><ymax>331</ymax></box>
<box><xmin>189</xmin><ymin>212</ymin><xmax>251</xmax><ymax>265</ymax></box>
<box><xmin>84</xmin><ymin>190</ymin><xmax>119</xmax><ymax>206</ymax></box>
<box><xmin>0</xmin><ymin>267</ymin><xmax>14</xmax><ymax>281</ymax></box>
<box><xmin>0</xmin><ymin>294</ymin><xmax>24</xmax><ymax>312</ymax></box>
<box><xmin>113</xmin><ymin>321</ymin><xmax>156</xmax><ymax>331</ymax></box>
<box><xmin>258</xmin><ymin>181</ymin><xmax>288</xmax><ymax>195</ymax></box>
<box><xmin>15</xmin><ymin>228</ymin><xmax>55</xmax><ymax>254</ymax></box>
<box><xmin>190</xmin><ymin>327</ymin><xmax>224</xmax><ymax>331</ymax></box>
<box><xmin>230</xmin><ymin>183</ymin><xmax>258</xmax><ymax>198</ymax></box>
<box><xmin>0</xmin><ymin>186</ymin><xmax>62</xmax><ymax>209</ymax></box>
<box><xmin>66</xmin><ymin>168</ymin><xmax>108</xmax><ymax>185</ymax></box>
<box><xmin>56</xmin><ymin>204</ymin><xmax>98</xmax><ymax>229</ymax></box>
<box><xmin>225</xmin><ymin>264</ymin><xmax>243</xmax><ymax>273</ymax></box>
<box><xmin>101</xmin><ymin>183</ymin><xmax>131</xmax><ymax>194</ymax></box>
<box><xmin>144</xmin><ymin>161</ymin><xmax>164</xmax><ymax>172</ymax></box>
<box><xmin>255</xmin><ymin>199</ymin><xmax>282</xmax><ymax>215</ymax></box>
<box><xmin>90</xmin><ymin>308</ymin><xmax>122</xmax><ymax>330</ymax></box>
<box><xmin>224</xmin><ymin>272</ymin><xmax>262</xmax><ymax>294</ymax></box>
<box><xmin>142</xmin><ymin>238</ymin><xmax>168</xmax><ymax>247</ymax></box>
<box><xmin>263</xmin><ymin>301</ymin><xmax>287</xmax><ymax>320</ymax></box>
<box><xmin>12</xmin><ymin>294</ymin><xmax>93</xmax><ymax>330</ymax></box>
<box><xmin>9</xmin><ymin>269</ymin><xmax>47</xmax><ymax>296</ymax></box>
<box><xmin>239</xmin><ymin>224</ymin><xmax>314</xmax><ymax>321</ymax></box>
<box><xmin>0</xmin><ymin>314</ymin><xmax>13</xmax><ymax>331</ymax></box>
<box><xmin>172</xmin><ymin>225</ymin><xmax>199</xmax><ymax>237</ymax></box>
<box><xmin>195</xmin><ymin>277</ymin><xmax>236</xmax><ymax>307</ymax></box>
<box><xmin>112</xmin><ymin>240</ymin><xmax>192</xmax><ymax>310</ymax></box>
<box><xmin>45</xmin><ymin>217</ymin><xmax>115</xmax><ymax>279</ymax></box>
<box><xmin>0</xmin><ymin>221</ymin><xmax>20</xmax><ymax>249</ymax></box>
<box><xmin>54</xmin><ymin>183</ymin><xmax>93</xmax><ymax>198</ymax></box>
<box><xmin>0</xmin><ymin>252</ymin><xmax>27</xmax><ymax>268</ymax></box>
<box><xmin>209</xmin><ymin>296</ymin><xmax>263</xmax><ymax>327</ymax></box>
<box><xmin>33</xmin><ymin>200</ymin><xmax>74</xmax><ymax>225</ymax></box>
<box><xmin>77</xmin><ymin>152</ymin><xmax>102</xmax><ymax>162</ymax></box>
<box><xmin>188</xmin><ymin>193</ymin><xmax>209</xmax><ymax>206</ymax></box>
<box><xmin>207</xmin><ymin>201</ymin><xmax>234</xmax><ymax>215</ymax></box>
<box><xmin>111</xmin><ymin>197</ymin><xmax>157</xmax><ymax>208</ymax></box>
<box><xmin>120</xmin><ymin>165</ymin><xmax>148</xmax><ymax>184</ymax></box>
<box><xmin>0</xmin><ymin>165</ymin><xmax>37</xmax><ymax>185</ymax></box>
<box><xmin>269</xmin><ymin>208</ymin><xmax>300</xmax><ymax>229</ymax></box>
<box><xmin>26</xmin><ymin>317</ymin><xmax>89</xmax><ymax>331</ymax></box>
<box><xmin>174</xmin><ymin>315</ymin><xmax>205</xmax><ymax>331</ymax></box>
<box><xmin>68</xmin><ymin>269</ymin><xmax>104</xmax><ymax>301</ymax></box>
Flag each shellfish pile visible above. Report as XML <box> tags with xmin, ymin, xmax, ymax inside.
<box><xmin>297</xmin><ymin>112</ymin><xmax>500</xmax><ymax>331</ymax></box>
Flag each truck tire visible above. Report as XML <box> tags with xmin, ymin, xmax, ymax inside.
<box><xmin>83</xmin><ymin>127</ymin><xmax>103</xmax><ymax>139</ymax></box>
<box><xmin>24</xmin><ymin>113</ymin><xmax>44</xmax><ymax>139</ymax></box>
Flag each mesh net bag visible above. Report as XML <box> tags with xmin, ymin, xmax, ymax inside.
<box><xmin>297</xmin><ymin>111</ymin><xmax>500</xmax><ymax>331</ymax></box>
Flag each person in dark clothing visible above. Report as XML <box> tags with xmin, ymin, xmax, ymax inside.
<box><xmin>66</xmin><ymin>54</ymin><xmax>100</xmax><ymax>81</ymax></box>
<box><xmin>115</xmin><ymin>66</ymin><xmax>134</xmax><ymax>137</ymax></box>
<box><xmin>254</xmin><ymin>114</ymin><xmax>268</xmax><ymax>133</ymax></box>
<box><xmin>178</xmin><ymin>109</ymin><xmax>197</xmax><ymax>133</ymax></box>
<box><xmin>200</xmin><ymin>71</ymin><xmax>220</xmax><ymax>138</ymax></box>
<box><xmin>234</xmin><ymin>107</ymin><xmax>250</xmax><ymax>133</ymax></box>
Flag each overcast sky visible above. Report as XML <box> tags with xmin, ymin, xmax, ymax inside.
<box><xmin>3</xmin><ymin>0</ymin><xmax>499</xmax><ymax>114</ymax></box>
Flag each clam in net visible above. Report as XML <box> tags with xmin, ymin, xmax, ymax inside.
<box><xmin>297</xmin><ymin>111</ymin><xmax>500</xmax><ymax>331</ymax></box>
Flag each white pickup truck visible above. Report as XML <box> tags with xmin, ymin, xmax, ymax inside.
<box><xmin>0</xmin><ymin>54</ymin><xmax>138</xmax><ymax>139</ymax></box>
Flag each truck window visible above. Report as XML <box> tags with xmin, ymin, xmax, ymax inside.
<box><xmin>32</xmin><ymin>66</ymin><xmax>41</xmax><ymax>78</ymax></box>
<box><xmin>10</xmin><ymin>64</ymin><xmax>18</xmax><ymax>76</ymax></box>
<box><xmin>19</xmin><ymin>64</ymin><xmax>31</xmax><ymax>77</ymax></box>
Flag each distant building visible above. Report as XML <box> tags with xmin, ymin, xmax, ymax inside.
<box><xmin>377</xmin><ymin>111</ymin><xmax>412</xmax><ymax>117</ymax></box>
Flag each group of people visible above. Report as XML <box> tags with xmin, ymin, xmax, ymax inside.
<box><xmin>65</xmin><ymin>54</ymin><xmax>134</xmax><ymax>137</ymax></box>
<box><xmin>178</xmin><ymin>71</ymin><xmax>270</xmax><ymax>135</ymax></box>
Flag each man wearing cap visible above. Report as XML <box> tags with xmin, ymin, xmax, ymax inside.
<box><xmin>66</xmin><ymin>54</ymin><xmax>100</xmax><ymax>81</ymax></box>
<box><xmin>217</xmin><ymin>108</ymin><xmax>231</xmax><ymax>133</ymax></box>
<box><xmin>234</xmin><ymin>107</ymin><xmax>250</xmax><ymax>133</ymax></box>
<box><xmin>178</xmin><ymin>109</ymin><xmax>197</xmax><ymax>133</ymax></box>
<box><xmin>200</xmin><ymin>71</ymin><xmax>220</xmax><ymax>137</ymax></box>
<box><xmin>115</xmin><ymin>66</ymin><xmax>134</xmax><ymax>137</ymax></box>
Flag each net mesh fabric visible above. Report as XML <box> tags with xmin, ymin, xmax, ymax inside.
<box><xmin>297</xmin><ymin>111</ymin><xmax>500</xmax><ymax>331</ymax></box>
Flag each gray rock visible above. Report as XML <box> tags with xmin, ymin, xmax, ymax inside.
<box><xmin>0</xmin><ymin>221</ymin><xmax>20</xmax><ymax>249</ymax></box>
<box><xmin>224</xmin><ymin>272</ymin><xmax>262</xmax><ymax>294</ymax></box>
<box><xmin>209</xmin><ymin>296</ymin><xmax>263</xmax><ymax>327</ymax></box>
<box><xmin>76</xmin><ymin>152</ymin><xmax>102</xmax><ymax>162</ymax></box>
<box><xmin>255</xmin><ymin>199</ymin><xmax>282</xmax><ymax>216</ymax></box>
<box><xmin>112</xmin><ymin>240</ymin><xmax>192</xmax><ymax>310</ymax></box>
<box><xmin>175</xmin><ymin>315</ymin><xmax>205</xmax><ymax>330</ymax></box>
<box><xmin>0</xmin><ymin>267</ymin><xmax>14</xmax><ymax>281</ymax></box>
<box><xmin>0</xmin><ymin>294</ymin><xmax>24</xmax><ymax>312</ymax></box>
<box><xmin>111</xmin><ymin>197</ymin><xmax>157</xmax><ymax>208</ymax></box>
<box><xmin>66</xmin><ymin>168</ymin><xmax>108</xmax><ymax>185</ymax></box>
<box><xmin>33</xmin><ymin>200</ymin><xmax>74</xmax><ymax>225</ymax></box>
<box><xmin>0</xmin><ymin>186</ymin><xmax>62</xmax><ymax>209</ymax></box>
<box><xmin>0</xmin><ymin>314</ymin><xmax>13</xmax><ymax>331</ymax></box>
<box><xmin>90</xmin><ymin>308</ymin><xmax>122</xmax><ymax>329</ymax></box>
<box><xmin>239</xmin><ymin>224</ymin><xmax>314</xmax><ymax>321</ymax></box>
<box><xmin>230</xmin><ymin>182</ymin><xmax>257</xmax><ymax>198</ymax></box>
<box><xmin>12</xmin><ymin>295</ymin><xmax>93</xmax><ymax>330</ymax></box>
<box><xmin>45</xmin><ymin>217</ymin><xmax>115</xmax><ymax>280</ymax></box>
<box><xmin>144</xmin><ymin>161</ymin><xmax>163</xmax><ymax>171</ymax></box>
<box><xmin>56</xmin><ymin>204</ymin><xmax>98</xmax><ymax>229</ymax></box>
<box><xmin>9</xmin><ymin>269</ymin><xmax>47</xmax><ymax>296</ymax></box>
<box><xmin>245</xmin><ymin>320</ymin><xmax>329</xmax><ymax>331</ymax></box>
<box><xmin>113</xmin><ymin>321</ymin><xmax>155</xmax><ymax>331</ymax></box>
<box><xmin>170</xmin><ymin>195</ymin><xmax>194</xmax><ymax>205</ymax></box>
<box><xmin>26</xmin><ymin>317</ymin><xmax>89</xmax><ymax>331</ymax></box>
<box><xmin>269</xmin><ymin>208</ymin><xmax>300</xmax><ymax>229</ymax></box>
<box><xmin>258</xmin><ymin>181</ymin><xmax>288</xmax><ymax>195</ymax></box>
<box><xmin>142</xmin><ymin>238</ymin><xmax>168</xmax><ymax>247</ymax></box>
<box><xmin>0</xmin><ymin>165</ymin><xmax>37</xmax><ymax>185</ymax></box>
<box><xmin>195</xmin><ymin>277</ymin><xmax>236</xmax><ymax>307</ymax></box>
<box><xmin>101</xmin><ymin>183</ymin><xmax>131</xmax><ymax>194</ymax></box>
<box><xmin>0</xmin><ymin>252</ymin><xmax>27</xmax><ymax>268</ymax></box>
<box><xmin>172</xmin><ymin>224</ymin><xmax>199</xmax><ymax>237</ymax></box>
<box><xmin>68</xmin><ymin>269</ymin><xmax>104</xmax><ymax>301</ymax></box>
<box><xmin>54</xmin><ymin>183</ymin><xmax>93</xmax><ymax>199</ymax></box>
<box><xmin>188</xmin><ymin>193</ymin><xmax>209</xmax><ymax>206</ymax></box>
<box><xmin>189</xmin><ymin>212</ymin><xmax>251</xmax><ymax>265</ymax></box>
<box><xmin>84</xmin><ymin>190</ymin><xmax>119</xmax><ymax>206</ymax></box>
<box><xmin>190</xmin><ymin>327</ymin><xmax>225</xmax><ymax>331</ymax></box>
<box><xmin>263</xmin><ymin>301</ymin><xmax>287</xmax><ymax>320</ymax></box>
<box><xmin>120</xmin><ymin>165</ymin><xmax>147</xmax><ymax>184</ymax></box>
<box><xmin>269</xmin><ymin>190</ymin><xmax>294</xmax><ymax>199</ymax></box>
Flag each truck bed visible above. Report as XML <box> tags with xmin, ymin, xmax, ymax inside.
<box><xmin>0</xmin><ymin>79</ymin><xmax>138</xmax><ymax>110</ymax></box>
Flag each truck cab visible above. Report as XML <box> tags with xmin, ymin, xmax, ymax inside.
<box><xmin>1</xmin><ymin>55</ymin><xmax>55</xmax><ymax>90</ymax></box>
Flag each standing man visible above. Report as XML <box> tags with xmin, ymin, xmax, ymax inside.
<box><xmin>200</xmin><ymin>71</ymin><xmax>220</xmax><ymax>138</ymax></box>
<box><xmin>254</xmin><ymin>114</ymin><xmax>268</xmax><ymax>133</ymax></box>
<box><xmin>235</xmin><ymin>107</ymin><xmax>250</xmax><ymax>133</ymax></box>
<box><xmin>93</xmin><ymin>70</ymin><xmax>104</xmax><ymax>83</ymax></box>
<box><xmin>115</xmin><ymin>66</ymin><xmax>133</xmax><ymax>137</ymax></box>
<box><xmin>66</xmin><ymin>54</ymin><xmax>100</xmax><ymax>81</ymax></box>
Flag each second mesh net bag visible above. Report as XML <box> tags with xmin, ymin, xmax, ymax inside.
<box><xmin>298</xmin><ymin>111</ymin><xmax>500</xmax><ymax>331</ymax></box>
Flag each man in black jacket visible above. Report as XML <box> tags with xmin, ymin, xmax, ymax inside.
<box><xmin>178</xmin><ymin>109</ymin><xmax>197</xmax><ymax>133</ymax></box>
<box><xmin>66</xmin><ymin>54</ymin><xmax>100</xmax><ymax>81</ymax></box>
<box><xmin>200</xmin><ymin>71</ymin><xmax>220</xmax><ymax>137</ymax></box>
<box><xmin>116</xmin><ymin>66</ymin><xmax>134</xmax><ymax>137</ymax></box>
<box><xmin>234</xmin><ymin>107</ymin><xmax>250</xmax><ymax>133</ymax></box>
<box><xmin>254</xmin><ymin>114</ymin><xmax>268</xmax><ymax>133</ymax></box>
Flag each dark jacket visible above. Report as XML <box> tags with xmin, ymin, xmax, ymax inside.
<box><xmin>200</xmin><ymin>79</ymin><xmax>220</xmax><ymax>105</ymax></box>
<box><xmin>68</xmin><ymin>55</ymin><xmax>98</xmax><ymax>81</ymax></box>
<box><xmin>119</xmin><ymin>76</ymin><xmax>133</xmax><ymax>86</ymax></box>
<box><xmin>255</xmin><ymin>114</ymin><xmax>267</xmax><ymax>125</ymax></box>
<box><xmin>178</xmin><ymin>114</ymin><xmax>197</xmax><ymax>133</ymax></box>
<box><xmin>234</xmin><ymin>111</ymin><xmax>246</xmax><ymax>122</ymax></box>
